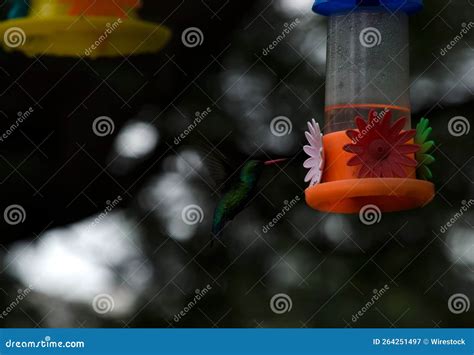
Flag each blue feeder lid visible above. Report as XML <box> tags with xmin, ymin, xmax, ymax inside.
<box><xmin>313</xmin><ymin>0</ymin><xmax>423</xmax><ymax>16</ymax></box>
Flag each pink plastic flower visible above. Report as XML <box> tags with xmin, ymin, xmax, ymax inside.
<box><xmin>304</xmin><ymin>119</ymin><xmax>325</xmax><ymax>187</ymax></box>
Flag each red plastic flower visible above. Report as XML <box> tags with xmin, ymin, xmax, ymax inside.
<box><xmin>343</xmin><ymin>109</ymin><xmax>420</xmax><ymax>178</ymax></box>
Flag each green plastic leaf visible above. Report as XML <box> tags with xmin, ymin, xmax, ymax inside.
<box><xmin>419</xmin><ymin>126</ymin><xmax>432</xmax><ymax>143</ymax></box>
<box><xmin>418</xmin><ymin>154</ymin><xmax>435</xmax><ymax>165</ymax></box>
<box><xmin>420</xmin><ymin>140</ymin><xmax>435</xmax><ymax>154</ymax></box>
<box><xmin>414</xmin><ymin>117</ymin><xmax>436</xmax><ymax>180</ymax></box>
<box><xmin>419</xmin><ymin>165</ymin><xmax>433</xmax><ymax>180</ymax></box>
<box><xmin>415</xmin><ymin>118</ymin><xmax>429</xmax><ymax>142</ymax></box>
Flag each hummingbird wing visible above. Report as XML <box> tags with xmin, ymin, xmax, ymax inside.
<box><xmin>194</xmin><ymin>142</ymin><xmax>245</xmax><ymax>195</ymax></box>
<box><xmin>203</xmin><ymin>151</ymin><xmax>233</xmax><ymax>193</ymax></box>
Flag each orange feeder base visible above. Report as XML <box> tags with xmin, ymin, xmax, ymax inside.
<box><xmin>305</xmin><ymin>131</ymin><xmax>435</xmax><ymax>214</ymax></box>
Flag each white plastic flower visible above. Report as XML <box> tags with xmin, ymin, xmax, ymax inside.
<box><xmin>303</xmin><ymin>119</ymin><xmax>325</xmax><ymax>187</ymax></box>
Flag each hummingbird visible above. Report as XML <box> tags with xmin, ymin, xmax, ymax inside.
<box><xmin>210</xmin><ymin>158</ymin><xmax>287</xmax><ymax>241</ymax></box>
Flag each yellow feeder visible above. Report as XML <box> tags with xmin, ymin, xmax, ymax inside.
<box><xmin>0</xmin><ymin>0</ymin><xmax>172</xmax><ymax>58</ymax></box>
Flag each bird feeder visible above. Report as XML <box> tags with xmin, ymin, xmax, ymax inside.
<box><xmin>305</xmin><ymin>0</ymin><xmax>435</xmax><ymax>213</ymax></box>
<box><xmin>0</xmin><ymin>0</ymin><xmax>171</xmax><ymax>58</ymax></box>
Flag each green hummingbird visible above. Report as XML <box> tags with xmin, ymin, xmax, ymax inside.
<box><xmin>210</xmin><ymin>158</ymin><xmax>287</xmax><ymax>240</ymax></box>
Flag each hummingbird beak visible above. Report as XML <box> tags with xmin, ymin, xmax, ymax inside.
<box><xmin>263</xmin><ymin>158</ymin><xmax>287</xmax><ymax>166</ymax></box>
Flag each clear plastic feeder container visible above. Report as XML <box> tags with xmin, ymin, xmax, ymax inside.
<box><xmin>325</xmin><ymin>11</ymin><xmax>410</xmax><ymax>132</ymax></box>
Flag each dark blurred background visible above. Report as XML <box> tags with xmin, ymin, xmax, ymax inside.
<box><xmin>0</xmin><ymin>0</ymin><xmax>472</xmax><ymax>328</ymax></box>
